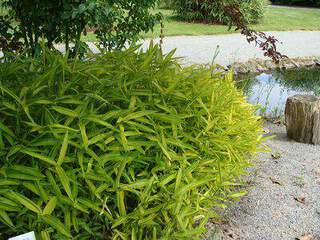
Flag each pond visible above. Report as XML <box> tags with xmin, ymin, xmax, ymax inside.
<box><xmin>237</xmin><ymin>68</ymin><xmax>320</xmax><ymax>117</ymax></box>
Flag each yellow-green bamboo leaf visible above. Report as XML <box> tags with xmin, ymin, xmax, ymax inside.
<box><xmin>175</xmin><ymin>168</ymin><xmax>182</xmax><ymax>193</ymax></box>
<box><xmin>40</xmin><ymin>230</ymin><xmax>51</xmax><ymax>240</ymax></box>
<box><xmin>0</xmin><ymin>121</ymin><xmax>14</xmax><ymax>137</ymax></box>
<box><xmin>117</xmin><ymin>191</ymin><xmax>126</xmax><ymax>216</ymax></box>
<box><xmin>55</xmin><ymin>166</ymin><xmax>72</xmax><ymax>200</ymax></box>
<box><xmin>72</xmin><ymin>210</ymin><xmax>79</xmax><ymax>233</ymax></box>
<box><xmin>0</xmin><ymin>210</ymin><xmax>14</xmax><ymax>227</ymax></box>
<box><xmin>21</xmin><ymin>149</ymin><xmax>56</xmax><ymax>166</ymax></box>
<box><xmin>43</xmin><ymin>197</ymin><xmax>57</xmax><ymax>216</ymax></box>
<box><xmin>88</xmin><ymin>133</ymin><xmax>108</xmax><ymax>146</ymax></box>
<box><xmin>119</xmin><ymin>124</ymin><xmax>129</xmax><ymax>152</ymax></box>
<box><xmin>117</xmin><ymin>110</ymin><xmax>155</xmax><ymax>123</ymax></box>
<box><xmin>57</xmin><ymin>131</ymin><xmax>69</xmax><ymax>165</ymax></box>
<box><xmin>52</xmin><ymin>106</ymin><xmax>78</xmax><ymax>118</ymax></box>
<box><xmin>79</xmin><ymin>123</ymin><xmax>88</xmax><ymax>150</ymax></box>
<box><xmin>42</xmin><ymin>215</ymin><xmax>71</xmax><ymax>238</ymax></box>
<box><xmin>0</xmin><ymin>180</ymin><xmax>19</xmax><ymax>186</ymax></box>
<box><xmin>10</xmin><ymin>192</ymin><xmax>42</xmax><ymax>214</ymax></box>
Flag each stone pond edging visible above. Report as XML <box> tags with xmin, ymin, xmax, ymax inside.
<box><xmin>230</xmin><ymin>56</ymin><xmax>320</xmax><ymax>75</ymax></box>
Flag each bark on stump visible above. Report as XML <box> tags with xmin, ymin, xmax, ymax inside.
<box><xmin>285</xmin><ymin>95</ymin><xmax>320</xmax><ymax>144</ymax></box>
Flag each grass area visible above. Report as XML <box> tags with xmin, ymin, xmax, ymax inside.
<box><xmin>83</xmin><ymin>6</ymin><xmax>320</xmax><ymax>41</ymax></box>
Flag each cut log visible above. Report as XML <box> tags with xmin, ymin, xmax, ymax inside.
<box><xmin>285</xmin><ymin>95</ymin><xmax>320</xmax><ymax>145</ymax></box>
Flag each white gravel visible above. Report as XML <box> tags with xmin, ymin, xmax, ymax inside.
<box><xmin>143</xmin><ymin>31</ymin><xmax>320</xmax><ymax>66</ymax></box>
<box><xmin>204</xmin><ymin>122</ymin><xmax>320</xmax><ymax>240</ymax></box>
<box><xmin>53</xmin><ymin>31</ymin><xmax>320</xmax><ymax>67</ymax></box>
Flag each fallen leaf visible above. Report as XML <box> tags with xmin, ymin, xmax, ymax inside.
<box><xmin>270</xmin><ymin>177</ymin><xmax>283</xmax><ymax>185</ymax></box>
<box><xmin>296</xmin><ymin>234</ymin><xmax>313</xmax><ymax>240</ymax></box>
<box><xmin>294</xmin><ymin>196</ymin><xmax>306</xmax><ymax>204</ymax></box>
<box><xmin>211</xmin><ymin>219</ymin><xmax>229</xmax><ymax>225</ymax></box>
<box><xmin>272</xmin><ymin>211</ymin><xmax>281</xmax><ymax>219</ymax></box>
<box><xmin>312</xmin><ymin>169</ymin><xmax>320</xmax><ymax>177</ymax></box>
<box><xmin>272</xmin><ymin>118</ymin><xmax>283</xmax><ymax>125</ymax></box>
<box><xmin>271</xmin><ymin>152</ymin><xmax>281</xmax><ymax>160</ymax></box>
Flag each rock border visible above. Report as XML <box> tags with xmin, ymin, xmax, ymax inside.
<box><xmin>230</xmin><ymin>56</ymin><xmax>320</xmax><ymax>75</ymax></box>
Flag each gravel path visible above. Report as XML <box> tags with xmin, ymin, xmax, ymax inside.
<box><xmin>204</xmin><ymin>123</ymin><xmax>320</xmax><ymax>240</ymax></box>
<box><xmin>55</xmin><ymin>31</ymin><xmax>320</xmax><ymax>66</ymax></box>
<box><xmin>1</xmin><ymin>31</ymin><xmax>319</xmax><ymax>65</ymax></box>
<box><xmin>143</xmin><ymin>31</ymin><xmax>320</xmax><ymax>66</ymax></box>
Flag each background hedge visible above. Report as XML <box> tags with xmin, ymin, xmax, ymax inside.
<box><xmin>171</xmin><ymin>0</ymin><xmax>269</xmax><ymax>25</ymax></box>
<box><xmin>271</xmin><ymin>0</ymin><xmax>320</xmax><ymax>6</ymax></box>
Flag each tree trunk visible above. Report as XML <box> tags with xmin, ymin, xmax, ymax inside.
<box><xmin>285</xmin><ymin>95</ymin><xmax>320</xmax><ymax>145</ymax></box>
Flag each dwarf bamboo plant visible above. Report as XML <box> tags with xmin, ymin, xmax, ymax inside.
<box><xmin>0</xmin><ymin>45</ymin><xmax>263</xmax><ymax>239</ymax></box>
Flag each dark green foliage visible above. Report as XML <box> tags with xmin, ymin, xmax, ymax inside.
<box><xmin>237</xmin><ymin>68</ymin><xmax>320</xmax><ymax>96</ymax></box>
<box><xmin>275</xmin><ymin>68</ymin><xmax>320</xmax><ymax>94</ymax></box>
<box><xmin>158</xmin><ymin>0</ymin><xmax>175</xmax><ymax>9</ymax></box>
<box><xmin>172</xmin><ymin>0</ymin><xmax>268</xmax><ymax>24</ymax></box>
<box><xmin>0</xmin><ymin>45</ymin><xmax>263</xmax><ymax>239</ymax></box>
<box><xmin>271</xmin><ymin>0</ymin><xmax>320</xmax><ymax>7</ymax></box>
<box><xmin>0</xmin><ymin>0</ymin><xmax>161</xmax><ymax>55</ymax></box>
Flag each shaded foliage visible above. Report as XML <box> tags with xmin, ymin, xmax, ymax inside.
<box><xmin>0</xmin><ymin>0</ymin><xmax>286</xmax><ymax>62</ymax></box>
<box><xmin>0</xmin><ymin>0</ymin><xmax>161</xmax><ymax>55</ymax></box>
<box><xmin>158</xmin><ymin>0</ymin><xmax>175</xmax><ymax>9</ymax></box>
<box><xmin>271</xmin><ymin>0</ymin><xmax>320</xmax><ymax>7</ymax></box>
<box><xmin>172</xmin><ymin>0</ymin><xmax>269</xmax><ymax>24</ymax></box>
<box><xmin>275</xmin><ymin>67</ymin><xmax>320</xmax><ymax>94</ymax></box>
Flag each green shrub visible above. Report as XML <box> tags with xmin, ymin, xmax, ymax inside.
<box><xmin>0</xmin><ymin>0</ymin><xmax>161</xmax><ymax>55</ymax></box>
<box><xmin>0</xmin><ymin>45</ymin><xmax>263</xmax><ymax>239</ymax></box>
<box><xmin>271</xmin><ymin>0</ymin><xmax>320</xmax><ymax>7</ymax></box>
<box><xmin>172</xmin><ymin>0</ymin><xmax>269</xmax><ymax>24</ymax></box>
<box><xmin>158</xmin><ymin>0</ymin><xmax>175</xmax><ymax>9</ymax></box>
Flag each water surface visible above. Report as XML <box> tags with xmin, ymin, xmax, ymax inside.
<box><xmin>238</xmin><ymin>68</ymin><xmax>320</xmax><ymax>117</ymax></box>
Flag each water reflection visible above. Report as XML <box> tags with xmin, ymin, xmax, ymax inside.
<box><xmin>238</xmin><ymin>68</ymin><xmax>320</xmax><ymax>117</ymax></box>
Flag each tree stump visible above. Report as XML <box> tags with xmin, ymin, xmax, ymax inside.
<box><xmin>285</xmin><ymin>95</ymin><xmax>320</xmax><ymax>145</ymax></box>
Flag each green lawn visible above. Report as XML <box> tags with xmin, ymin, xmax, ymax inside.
<box><xmin>83</xmin><ymin>6</ymin><xmax>320</xmax><ymax>41</ymax></box>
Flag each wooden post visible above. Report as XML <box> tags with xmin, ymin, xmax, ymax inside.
<box><xmin>285</xmin><ymin>95</ymin><xmax>320</xmax><ymax>145</ymax></box>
